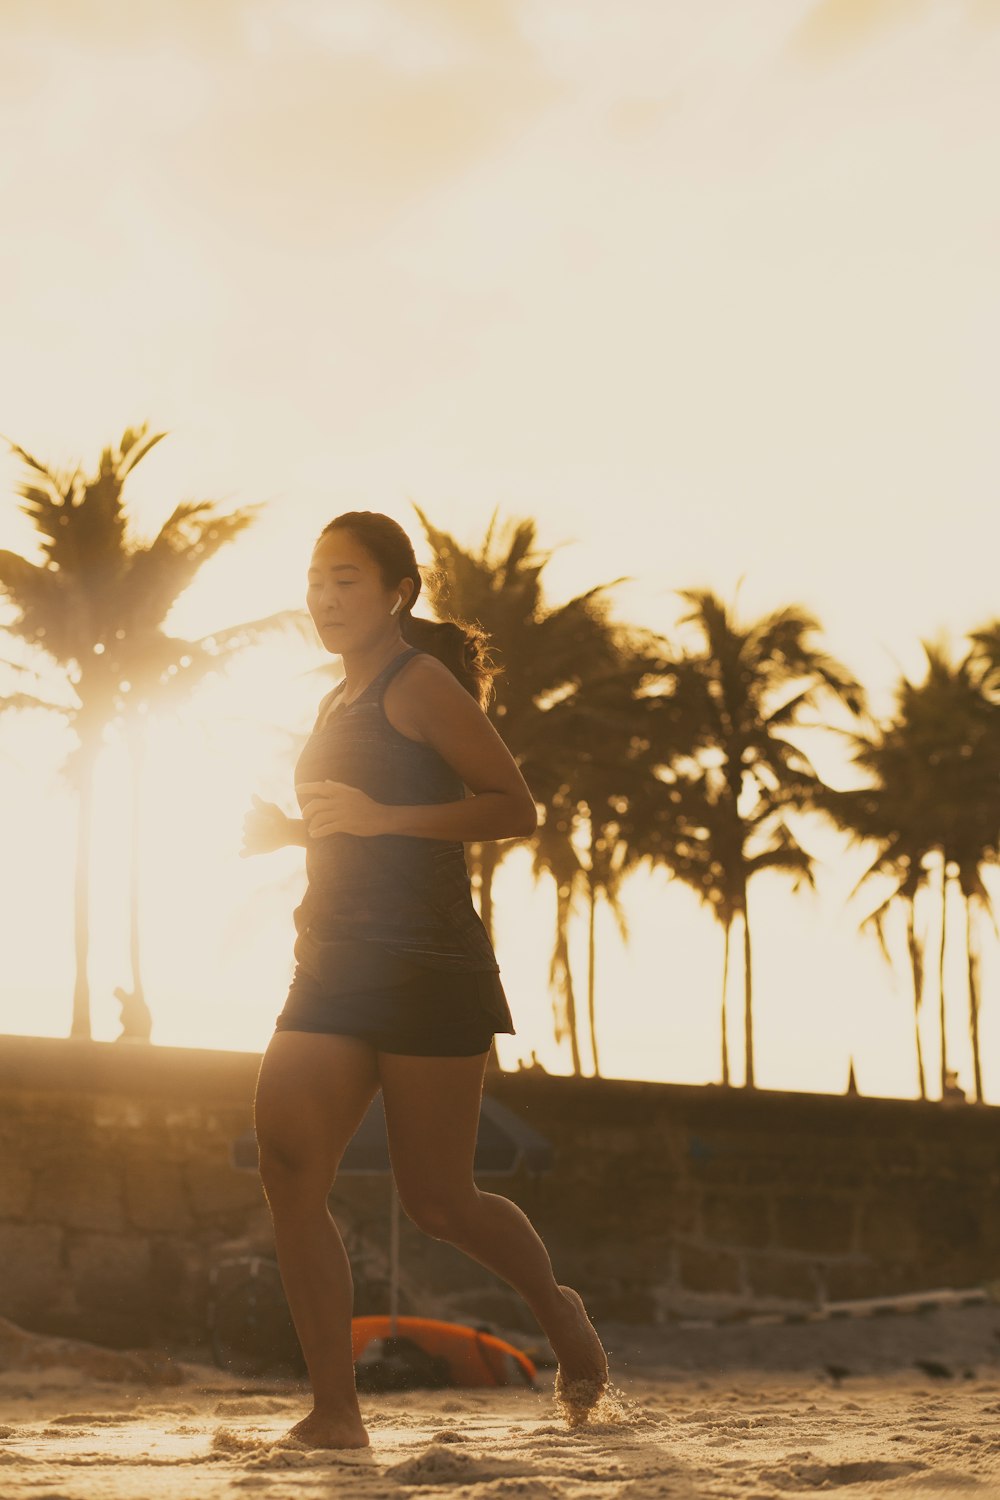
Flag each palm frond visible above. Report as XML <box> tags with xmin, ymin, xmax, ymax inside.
<box><xmin>0</xmin><ymin>689</ymin><xmax>72</xmax><ymax>718</ymax></box>
<box><xmin>862</xmin><ymin>904</ymin><xmax>895</xmax><ymax>968</ymax></box>
<box><xmin>119</xmin><ymin>501</ymin><xmax>264</xmax><ymax>629</ymax></box>
<box><xmin>194</xmin><ymin>608</ymin><xmax>314</xmax><ymax>654</ymax></box>
<box><xmin>117</xmin><ymin>425</ymin><xmax>168</xmax><ymax>479</ymax></box>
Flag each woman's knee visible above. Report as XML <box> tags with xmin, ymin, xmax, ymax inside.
<box><xmin>259</xmin><ymin>1169</ymin><xmax>335</xmax><ymax>1216</ymax></box>
<box><xmin>252</xmin><ymin>1030</ymin><xmax>380</xmax><ymax>1195</ymax></box>
<box><xmin>254</xmin><ymin>1086</ymin><xmax>340</xmax><ymax>1196</ymax></box>
<box><xmin>399</xmin><ymin>1184</ymin><xmax>481</xmax><ymax>1240</ymax></box>
<box><xmin>257</xmin><ymin>1135</ymin><xmax>334</xmax><ymax>1188</ymax></box>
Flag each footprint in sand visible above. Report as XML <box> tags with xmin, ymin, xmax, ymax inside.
<box><xmin>211</xmin><ymin>1425</ymin><xmax>377</xmax><ymax>1470</ymax></box>
<box><xmin>212</xmin><ymin>1398</ymin><xmax>293</xmax><ymax>1417</ymax></box>
<box><xmin>386</xmin><ymin>1444</ymin><xmax>542</xmax><ymax>1486</ymax></box>
<box><xmin>48</xmin><ymin>1412</ymin><xmax>136</xmax><ymax>1425</ymax></box>
<box><xmin>758</xmin><ymin>1458</ymin><xmax>930</xmax><ymax>1488</ymax></box>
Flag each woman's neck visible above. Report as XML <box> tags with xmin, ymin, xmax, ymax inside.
<box><xmin>338</xmin><ymin>635</ymin><xmax>409</xmax><ymax>704</ymax></box>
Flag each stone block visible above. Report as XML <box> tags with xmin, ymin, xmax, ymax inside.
<box><xmin>617</xmin><ymin>1237</ymin><xmax>676</xmax><ymax>1280</ymax></box>
<box><xmin>142</xmin><ymin>1237</ymin><xmax>210</xmax><ymax>1344</ymax></box>
<box><xmin>0</xmin><ymin>1100</ymin><xmax>93</xmax><ymax>1162</ymax></box>
<box><xmin>820</xmin><ymin>1257</ymin><xmax>882</xmax><ymax>1302</ymax></box>
<box><xmin>587</xmin><ymin>1286</ymin><xmax>658</xmax><ymax>1323</ymax></box>
<box><xmin>862</xmin><ymin>1141</ymin><xmax>924</xmax><ymax>1176</ymax></box>
<box><xmin>701</xmin><ymin>1191</ymin><xmax>772</xmax><ymax>1248</ymax></box>
<box><xmin>676</xmin><ymin>1243</ymin><xmax>743</xmax><ymax>1295</ymax></box>
<box><xmin>856</xmin><ymin>1179</ymin><xmax>983</xmax><ymax>1264</ymax></box>
<box><xmin>29</xmin><ymin>1154</ymin><xmax>126</xmax><ymax>1233</ymax></box>
<box><xmin>686</xmin><ymin>1140</ymin><xmax>810</xmax><ymax>1191</ymax></box>
<box><xmin>911</xmin><ymin>1181</ymin><xmax>983</xmax><ymax>1252</ymax></box>
<box><xmin>744</xmin><ymin>1253</ymin><xmax>820</xmax><ymax>1303</ymax></box>
<box><xmin>66</xmin><ymin>1232</ymin><xmax>152</xmax><ymax>1325</ymax></box>
<box><xmin>684</xmin><ymin>1133</ymin><xmax>756</xmax><ymax>1185</ymax></box>
<box><xmin>123</xmin><ymin>1159</ymin><xmax>193</xmax><ymax>1233</ymax></box>
<box><xmin>855</xmin><ymin>1196</ymin><xmax>922</xmax><ymax>1262</ymax></box>
<box><xmin>0</xmin><ymin>1222</ymin><xmax>65</xmax><ymax>1323</ymax></box>
<box><xmin>824</xmin><ymin>1256</ymin><xmax>929</xmax><ymax>1300</ymax></box>
<box><xmin>623</xmin><ymin>1184</ymin><xmax>700</xmax><ymax>1238</ymax></box>
<box><xmin>803</xmin><ymin>1160</ymin><xmax>869</xmax><ymax>1192</ymax></box>
<box><xmin>773</xmin><ymin>1193</ymin><xmax>856</xmax><ymax>1254</ymax></box>
<box><xmin>664</xmin><ymin>1187</ymin><xmax>702</xmax><ymax>1236</ymax></box>
<box><xmin>183</xmin><ymin>1162</ymin><xmax>267</xmax><ymax>1220</ymax></box>
<box><xmin>0</xmin><ymin>1159</ymin><xmax>33</xmax><ymax>1218</ymax></box>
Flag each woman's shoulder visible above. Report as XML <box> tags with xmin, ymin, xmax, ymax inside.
<box><xmin>385</xmin><ymin>652</ymin><xmax>489</xmax><ymax>757</ymax></box>
<box><xmin>387</xmin><ymin>649</ymin><xmax>471</xmax><ymax>712</ymax></box>
<box><xmin>395</xmin><ymin>648</ymin><xmax>458</xmax><ymax>689</ymax></box>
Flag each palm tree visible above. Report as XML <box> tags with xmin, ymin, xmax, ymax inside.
<box><xmin>659</xmin><ymin>588</ymin><xmax>867</xmax><ymax>1089</ymax></box>
<box><xmin>528</xmin><ymin>784</ymin><xmax>588</xmax><ymax>1076</ymax></box>
<box><xmin>969</xmin><ymin>620</ymin><xmax>1000</xmax><ymax>691</ymax></box>
<box><xmin>897</xmin><ymin>638</ymin><xmax>999</xmax><ymax>1102</ymax></box>
<box><xmin>0</xmin><ymin>425</ymin><xmax>310</xmax><ymax>1039</ymax></box>
<box><xmin>526</xmin><ymin>641</ymin><xmax>678</xmax><ymax>1076</ymax></box>
<box><xmin>812</xmin><ymin>779</ymin><xmax>932</xmax><ymax>1099</ymax></box>
<box><xmin>818</xmin><ymin>630</ymin><xmax>1000</xmax><ymax>1102</ymax></box>
<box><xmin>410</xmin><ymin>504</ymin><xmax>633</xmax><ymax>1072</ymax></box>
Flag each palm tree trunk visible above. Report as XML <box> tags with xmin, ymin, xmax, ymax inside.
<box><xmin>587</xmin><ymin>874</ymin><xmax>600</xmax><ymax>1077</ymax></box>
<box><xmin>742</xmin><ymin>899</ymin><xmax>755</xmax><ymax>1090</ymax></box>
<box><xmin>71</xmin><ymin>737</ymin><xmax>99</xmax><ymax>1040</ymax></box>
<box><xmin>905</xmin><ymin>897</ymin><xmax>927</xmax><ymax>1100</ymax></box>
<box><xmin>720</xmin><ymin>916</ymin><xmax>731</xmax><ymax>1087</ymax></box>
<box><xmin>552</xmin><ymin>892</ymin><xmax>582</xmax><ymax>1077</ymax></box>
<box><xmin>127</xmin><ymin>720</ymin><xmax>146</xmax><ymax>1008</ymax></box>
<box><xmin>965</xmin><ymin>893</ymin><xmax>984</xmax><ymax>1104</ymax></box>
<box><xmin>938</xmin><ymin>853</ymin><xmax>949</xmax><ymax>1097</ymax></box>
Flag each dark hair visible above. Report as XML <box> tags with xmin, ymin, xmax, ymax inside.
<box><xmin>317</xmin><ymin>511</ymin><xmax>498</xmax><ymax>710</ymax></box>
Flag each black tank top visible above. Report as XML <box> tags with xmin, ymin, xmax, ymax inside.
<box><xmin>291</xmin><ymin>646</ymin><xmax>499</xmax><ymax>973</ymax></box>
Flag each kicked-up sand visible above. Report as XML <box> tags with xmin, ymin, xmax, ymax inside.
<box><xmin>1</xmin><ymin>1301</ymin><xmax>999</xmax><ymax>1498</ymax></box>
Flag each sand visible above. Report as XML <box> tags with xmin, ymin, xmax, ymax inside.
<box><xmin>1</xmin><ymin>1302</ymin><xmax>998</xmax><ymax>1498</ymax></box>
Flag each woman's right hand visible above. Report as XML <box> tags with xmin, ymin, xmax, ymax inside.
<box><xmin>240</xmin><ymin>794</ymin><xmax>293</xmax><ymax>857</ymax></box>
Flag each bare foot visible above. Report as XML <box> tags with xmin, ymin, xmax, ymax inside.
<box><xmin>280</xmin><ymin>1410</ymin><xmax>370</xmax><ymax>1450</ymax></box>
<box><xmin>548</xmin><ymin>1285</ymin><xmax>609</xmax><ymax>1425</ymax></box>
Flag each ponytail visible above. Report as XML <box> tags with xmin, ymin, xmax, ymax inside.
<box><xmin>397</xmin><ymin>614</ymin><xmax>495</xmax><ymax>710</ymax></box>
<box><xmin>318</xmin><ymin>511</ymin><xmax>499</xmax><ymax>710</ymax></box>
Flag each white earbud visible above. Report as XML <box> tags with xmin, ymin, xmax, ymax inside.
<box><xmin>389</xmin><ymin>597</ymin><xmax>402</xmax><ymax>616</ymax></box>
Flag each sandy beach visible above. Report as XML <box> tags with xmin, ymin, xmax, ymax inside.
<box><xmin>1</xmin><ymin>1301</ymin><xmax>998</xmax><ymax>1498</ymax></box>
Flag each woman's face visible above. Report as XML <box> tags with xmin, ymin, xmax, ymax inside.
<box><xmin>306</xmin><ymin>528</ymin><xmax>408</xmax><ymax>653</ymax></box>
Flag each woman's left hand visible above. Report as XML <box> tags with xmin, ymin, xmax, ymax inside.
<box><xmin>296</xmin><ymin>781</ymin><xmax>389</xmax><ymax>838</ymax></box>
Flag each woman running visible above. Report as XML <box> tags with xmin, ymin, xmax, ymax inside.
<box><xmin>243</xmin><ymin>511</ymin><xmax>609</xmax><ymax>1449</ymax></box>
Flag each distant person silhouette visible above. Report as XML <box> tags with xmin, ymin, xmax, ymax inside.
<box><xmin>113</xmin><ymin>986</ymin><xmax>152</xmax><ymax>1043</ymax></box>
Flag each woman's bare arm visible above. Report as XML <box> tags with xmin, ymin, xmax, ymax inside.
<box><xmin>298</xmin><ymin>655</ymin><xmax>538</xmax><ymax>843</ymax></box>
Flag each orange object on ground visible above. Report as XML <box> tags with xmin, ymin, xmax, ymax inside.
<box><xmin>351</xmin><ymin>1316</ymin><xmax>537</xmax><ymax>1387</ymax></box>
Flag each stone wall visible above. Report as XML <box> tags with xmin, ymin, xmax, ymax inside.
<box><xmin>0</xmin><ymin>1034</ymin><xmax>996</xmax><ymax>1358</ymax></box>
<box><xmin>496</xmin><ymin>1070</ymin><xmax>1000</xmax><ymax>1323</ymax></box>
<box><xmin>0</xmin><ymin>1036</ymin><xmax>270</xmax><ymax>1356</ymax></box>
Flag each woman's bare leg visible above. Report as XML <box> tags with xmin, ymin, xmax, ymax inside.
<box><xmin>253</xmin><ymin>1030</ymin><xmax>382</xmax><ymax>1448</ymax></box>
<box><xmin>378</xmin><ymin>1048</ymin><xmax>608</xmax><ymax>1401</ymax></box>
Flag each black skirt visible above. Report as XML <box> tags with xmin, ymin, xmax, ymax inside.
<box><xmin>274</xmin><ymin>933</ymin><xmax>516</xmax><ymax>1056</ymax></box>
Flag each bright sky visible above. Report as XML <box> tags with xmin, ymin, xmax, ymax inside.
<box><xmin>1</xmin><ymin>0</ymin><xmax>998</xmax><ymax>1099</ymax></box>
